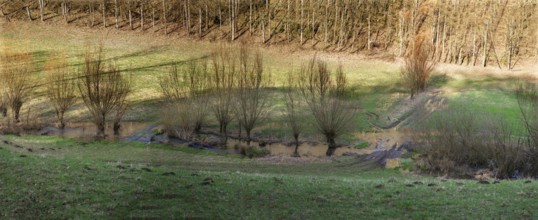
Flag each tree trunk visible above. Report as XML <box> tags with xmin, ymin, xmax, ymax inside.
<box><xmin>162</xmin><ymin>0</ymin><xmax>167</xmax><ymax>34</ymax></box>
<box><xmin>57</xmin><ymin>111</ymin><xmax>66</xmax><ymax>129</ymax></box>
<box><xmin>266</xmin><ymin>0</ymin><xmax>271</xmax><ymax>41</ymax></box>
<box><xmin>114</xmin><ymin>0</ymin><xmax>118</xmax><ymax>28</ymax></box>
<box><xmin>219</xmin><ymin>6</ymin><xmax>222</xmax><ymax>29</ymax></box>
<box><xmin>325</xmin><ymin>0</ymin><xmax>329</xmax><ymax>43</ymax></box>
<box><xmin>230</xmin><ymin>0</ymin><xmax>235</xmax><ymax>41</ymax></box>
<box><xmin>26</xmin><ymin>6</ymin><xmax>32</xmax><ymax>21</ymax></box>
<box><xmin>128</xmin><ymin>1</ymin><xmax>132</xmax><ymax>29</ymax></box>
<box><xmin>293</xmin><ymin>134</ymin><xmax>300</xmax><ymax>157</ymax></box>
<box><xmin>97</xmin><ymin>114</ymin><xmax>106</xmax><ymax>137</ymax></box>
<box><xmin>367</xmin><ymin>15</ymin><xmax>371</xmax><ymax>50</ymax></box>
<box><xmin>90</xmin><ymin>4</ymin><xmax>95</xmax><ymax>27</ymax></box>
<box><xmin>39</xmin><ymin>0</ymin><xmax>44</xmax><ymax>22</ymax></box>
<box><xmin>483</xmin><ymin>23</ymin><xmax>489</xmax><ymax>67</ymax></box>
<box><xmin>286</xmin><ymin>0</ymin><xmax>290</xmax><ymax>41</ymax></box>
<box><xmin>62</xmin><ymin>1</ymin><xmax>67</xmax><ymax>23</ymax></box>
<box><xmin>113</xmin><ymin>121</ymin><xmax>121</xmax><ymax>135</ymax></box>
<box><xmin>199</xmin><ymin>7</ymin><xmax>202</xmax><ymax>37</ymax></box>
<box><xmin>300</xmin><ymin>0</ymin><xmax>303</xmax><ymax>44</ymax></box>
<box><xmin>12</xmin><ymin>101</ymin><xmax>22</xmax><ymax>123</ymax></box>
<box><xmin>249</xmin><ymin>0</ymin><xmax>253</xmax><ymax>35</ymax></box>
<box><xmin>102</xmin><ymin>0</ymin><xmax>106</xmax><ymax>28</ymax></box>
<box><xmin>205</xmin><ymin>4</ymin><xmax>208</xmax><ymax>31</ymax></box>
<box><xmin>140</xmin><ymin>3</ymin><xmax>144</xmax><ymax>30</ymax></box>
<box><xmin>1</xmin><ymin>109</ymin><xmax>6</xmax><ymax>118</ymax></box>
<box><xmin>326</xmin><ymin>137</ymin><xmax>336</xmax><ymax>156</ymax></box>
<box><xmin>399</xmin><ymin>11</ymin><xmax>404</xmax><ymax>56</ymax></box>
<box><xmin>186</xmin><ymin>0</ymin><xmax>191</xmax><ymax>35</ymax></box>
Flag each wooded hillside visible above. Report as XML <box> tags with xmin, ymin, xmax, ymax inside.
<box><xmin>1</xmin><ymin>0</ymin><xmax>537</xmax><ymax>69</ymax></box>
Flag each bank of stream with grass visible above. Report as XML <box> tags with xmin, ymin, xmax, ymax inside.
<box><xmin>2</xmin><ymin>18</ymin><xmax>538</xmax><ymax>218</ymax></box>
<box><xmin>1</xmin><ymin>136</ymin><xmax>538</xmax><ymax>219</ymax></box>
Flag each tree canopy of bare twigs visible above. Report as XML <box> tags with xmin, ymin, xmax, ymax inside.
<box><xmin>299</xmin><ymin>56</ymin><xmax>356</xmax><ymax>156</ymax></box>
<box><xmin>401</xmin><ymin>35</ymin><xmax>436</xmax><ymax>99</ymax></box>
<box><xmin>209</xmin><ymin>45</ymin><xmax>236</xmax><ymax>141</ymax></box>
<box><xmin>158</xmin><ymin>60</ymin><xmax>211</xmax><ymax>139</ymax></box>
<box><xmin>0</xmin><ymin>52</ymin><xmax>34</xmax><ymax>123</ymax></box>
<box><xmin>44</xmin><ymin>53</ymin><xmax>77</xmax><ymax>129</ymax></box>
<box><xmin>235</xmin><ymin>46</ymin><xmax>271</xmax><ymax>145</ymax></box>
<box><xmin>284</xmin><ymin>72</ymin><xmax>305</xmax><ymax>157</ymax></box>
<box><xmin>78</xmin><ymin>47</ymin><xmax>131</xmax><ymax>137</ymax></box>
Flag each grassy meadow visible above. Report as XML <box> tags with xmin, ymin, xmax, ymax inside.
<box><xmin>1</xmin><ymin>135</ymin><xmax>538</xmax><ymax>219</ymax></box>
<box><xmin>1</xmin><ymin>20</ymin><xmax>538</xmax><ymax>218</ymax></box>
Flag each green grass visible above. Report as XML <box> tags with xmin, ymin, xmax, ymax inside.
<box><xmin>1</xmin><ymin>136</ymin><xmax>538</xmax><ymax>219</ymax></box>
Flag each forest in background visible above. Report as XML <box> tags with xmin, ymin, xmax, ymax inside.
<box><xmin>0</xmin><ymin>0</ymin><xmax>537</xmax><ymax>69</ymax></box>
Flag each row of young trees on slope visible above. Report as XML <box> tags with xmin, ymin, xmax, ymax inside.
<box><xmin>1</xmin><ymin>0</ymin><xmax>536</xmax><ymax>69</ymax></box>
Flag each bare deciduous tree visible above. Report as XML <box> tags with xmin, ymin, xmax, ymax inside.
<box><xmin>284</xmin><ymin>72</ymin><xmax>305</xmax><ymax>157</ymax></box>
<box><xmin>235</xmin><ymin>46</ymin><xmax>271</xmax><ymax>145</ymax></box>
<box><xmin>0</xmin><ymin>52</ymin><xmax>34</xmax><ymax>123</ymax></box>
<box><xmin>401</xmin><ymin>35</ymin><xmax>436</xmax><ymax>99</ymax></box>
<box><xmin>78</xmin><ymin>47</ymin><xmax>131</xmax><ymax>137</ymax></box>
<box><xmin>159</xmin><ymin>60</ymin><xmax>210</xmax><ymax>136</ymax></box>
<box><xmin>209</xmin><ymin>46</ymin><xmax>236</xmax><ymax>142</ymax></box>
<box><xmin>299</xmin><ymin>56</ymin><xmax>356</xmax><ymax>156</ymax></box>
<box><xmin>44</xmin><ymin>53</ymin><xmax>77</xmax><ymax>129</ymax></box>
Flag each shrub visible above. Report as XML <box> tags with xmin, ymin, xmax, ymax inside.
<box><xmin>159</xmin><ymin>61</ymin><xmax>210</xmax><ymax>134</ymax></box>
<box><xmin>416</xmin><ymin>103</ymin><xmax>526</xmax><ymax>178</ymax></box>
<box><xmin>160</xmin><ymin>102</ymin><xmax>197</xmax><ymax>140</ymax></box>
<box><xmin>401</xmin><ymin>35</ymin><xmax>436</xmax><ymax>98</ymax></box>
<box><xmin>241</xmin><ymin>146</ymin><xmax>270</xmax><ymax>158</ymax></box>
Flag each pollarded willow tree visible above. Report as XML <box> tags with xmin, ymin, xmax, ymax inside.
<box><xmin>158</xmin><ymin>60</ymin><xmax>211</xmax><ymax>139</ymax></box>
<box><xmin>44</xmin><ymin>53</ymin><xmax>77</xmax><ymax>129</ymax></box>
<box><xmin>78</xmin><ymin>47</ymin><xmax>131</xmax><ymax>137</ymax></box>
<box><xmin>284</xmin><ymin>72</ymin><xmax>305</xmax><ymax>157</ymax></box>
<box><xmin>235</xmin><ymin>46</ymin><xmax>271</xmax><ymax>145</ymax></box>
<box><xmin>209</xmin><ymin>45</ymin><xmax>237</xmax><ymax>142</ymax></box>
<box><xmin>0</xmin><ymin>52</ymin><xmax>34</xmax><ymax>123</ymax></box>
<box><xmin>299</xmin><ymin>56</ymin><xmax>357</xmax><ymax>156</ymax></box>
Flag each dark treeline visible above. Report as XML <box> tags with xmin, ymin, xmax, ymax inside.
<box><xmin>1</xmin><ymin>0</ymin><xmax>537</xmax><ymax>69</ymax></box>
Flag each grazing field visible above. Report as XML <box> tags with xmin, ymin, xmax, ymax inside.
<box><xmin>1</xmin><ymin>20</ymin><xmax>534</xmax><ymax>137</ymax></box>
<box><xmin>1</xmin><ymin>136</ymin><xmax>538</xmax><ymax>219</ymax></box>
<box><xmin>2</xmin><ymin>17</ymin><xmax>538</xmax><ymax>219</ymax></box>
